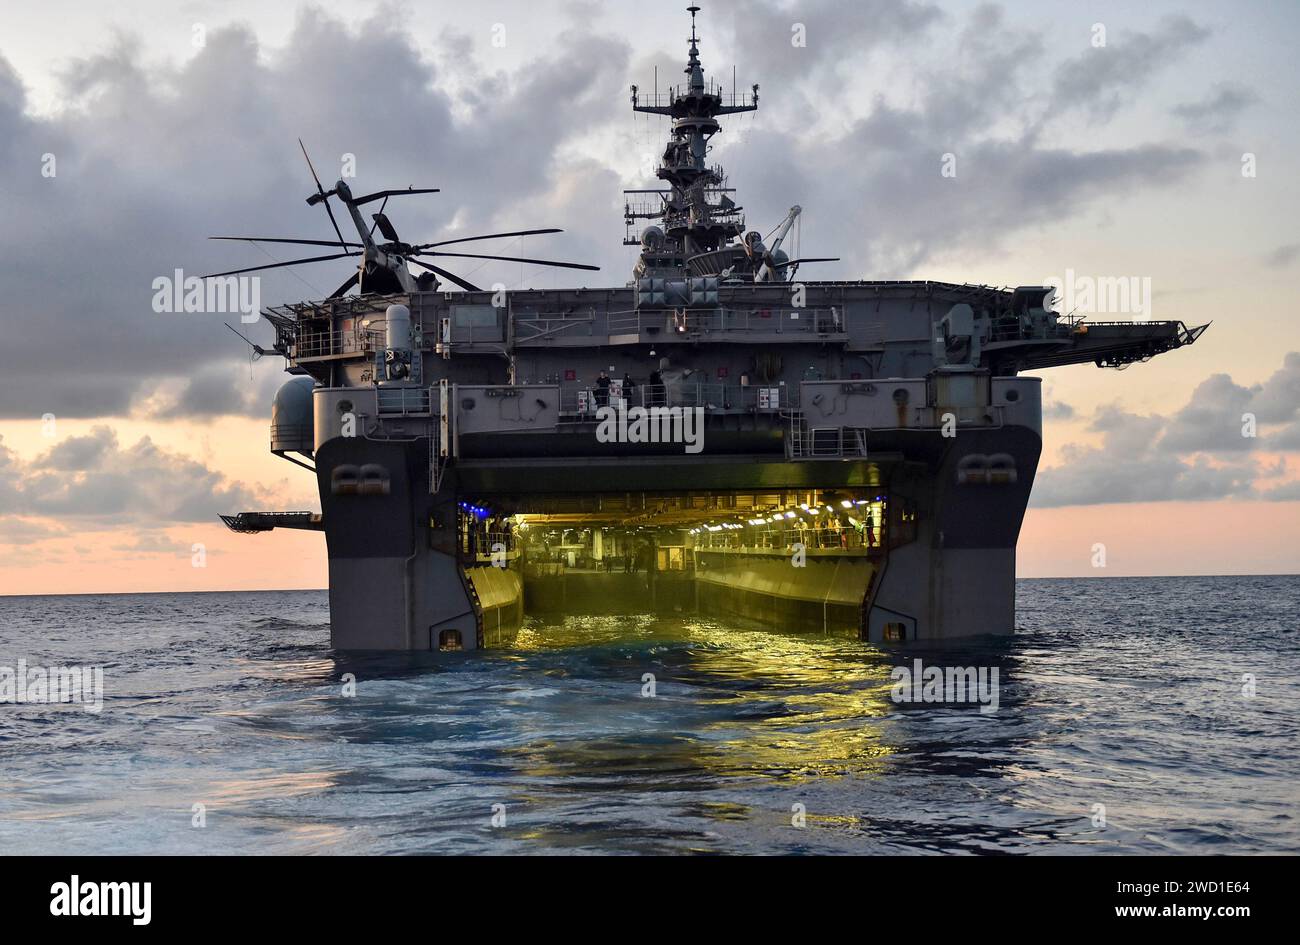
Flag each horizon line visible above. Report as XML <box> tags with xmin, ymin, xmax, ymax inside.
<box><xmin>2</xmin><ymin>571</ymin><xmax>1298</xmax><ymax>599</ymax></box>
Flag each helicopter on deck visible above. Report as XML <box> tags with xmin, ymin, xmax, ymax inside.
<box><xmin>204</xmin><ymin>140</ymin><xmax>599</xmax><ymax>298</ymax></box>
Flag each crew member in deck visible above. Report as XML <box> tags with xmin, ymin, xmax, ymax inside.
<box><xmin>648</xmin><ymin>368</ymin><xmax>664</xmax><ymax>406</ymax></box>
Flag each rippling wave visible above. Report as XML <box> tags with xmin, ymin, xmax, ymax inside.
<box><xmin>0</xmin><ymin>576</ymin><xmax>1296</xmax><ymax>854</ymax></box>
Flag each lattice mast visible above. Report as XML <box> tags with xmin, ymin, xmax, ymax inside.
<box><xmin>626</xmin><ymin>6</ymin><xmax>758</xmax><ymax>257</ymax></box>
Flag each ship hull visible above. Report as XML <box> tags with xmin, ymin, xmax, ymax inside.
<box><xmin>314</xmin><ymin>405</ymin><xmax>1040</xmax><ymax>650</ymax></box>
<box><xmin>224</xmin><ymin>3</ymin><xmax>1201</xmax><ymax>654</ymax></box>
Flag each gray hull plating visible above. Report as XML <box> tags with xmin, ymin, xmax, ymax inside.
<box><xmin>313</xmin><ymin>400</ymin><xmax>1040</xmax><ymax>649</ymax></box>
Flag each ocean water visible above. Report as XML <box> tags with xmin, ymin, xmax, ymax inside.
<box><xmin>0</xmin><ymin>576</ymin><xmax>1296</xmax><ymax>855</ymax></box>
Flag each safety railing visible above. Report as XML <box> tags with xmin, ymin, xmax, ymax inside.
<box><xmin>376</xmin><ymin>386</ymin><xmax>431</xmax><ymax>415</ymax></box>
<box><xmin>269</xmin><ymin>422</ymin><xmax>312</xmax><ymax>446</ymax></box>
<box><xmin>523</xmin><ymin>560</ymin><xmax>568</xmax><ymax>578</ymax></box>
<box><xmin>460</xmin><ymin>528</ymin><xmax>518</xmax><ymax>563</ymax></box>
<box><xmin>605</xmin><ymin>307</ymin><xmax>845</xmax><ymax>336</ymax></box>
<box><xmin>512</xmin><ymin>312</ymin><xmax>599</xmax><ymax>343</ymax></box>
<box><xmin>694</xmin><ymin>511</ymin><xmax>917</xmax><ymax>554</ymax></box>
<box><xmin>292</xmin><ymin>330</ymin><xmax>340</xmax><ymax>359</ymax></box>
<box><xmin>292</xmin><ymin>325</ymin><xmax>386</xmax><ymax>360</ymax></box>
<box><xmin>521</xmin><ymin>553</ymin><xmax>642</xmax><ymax>575</ymax></box>
<box><xmin>986</xmin><ymin>318</ymin><xmax>1075</xmax><ymax>343</ymax></box>
<box><xmin>632</xmin><ymin>81</ymin><xmax>753</xmax><ymax>110</ymax></box>
<box><xmin>607</xmin><ymin>310</ymin><xmax>651</xmax><ymax>334</ymax></box>
<box><xmin>787</xmin><ymin>418</ymin><xmax>869</xmax><ymax>459</ymax></box>
<box><xmin>695</xmin><ymin>523</ymin><xmax>886</xmax><ymax>553</ymax></box>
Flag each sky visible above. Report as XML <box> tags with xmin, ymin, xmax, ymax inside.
<box><xmin>1</xmin><ymin>0</ymin><xmax>1298</xmax><ymax>594</ymax></box>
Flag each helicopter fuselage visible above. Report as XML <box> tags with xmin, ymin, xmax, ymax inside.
<box><xmin>334</xmin><ymin>179</ymin><xmax>420</xmax><ymax>293</ymax></box>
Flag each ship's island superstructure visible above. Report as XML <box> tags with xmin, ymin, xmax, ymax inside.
<box><xmin>220</xmin><ymin>7</ymin><xmax>1206</xmax><ymax>651</ymax></box>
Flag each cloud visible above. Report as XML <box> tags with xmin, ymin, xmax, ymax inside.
<box><xmin>0</xmin><ymin>2</ymin><xmax>1249</xmax><ymax>430</ymax></box>
<box><xmin>33</xmin><ymin>428</ymin><xmax>117</xmax><ymax>470</ymax></box>
<box><xmin>1157</xmin><ymin>373</ymin><xmax>1256</xmax><ymax>453</ymax></box>
<box><xmin>1271</xmin><ymin>424</ymin><xmax>1300</xmax><ymax>451</ymax></box>
<box><xmin>1259</xmin><ymin>479</ymin><xmax>1300</xmax><ymax>502</ymax></box>
<box><xmin>1033</xmin><ymin>400</ymin><xmax>1258</xmax><ymax>508</ymax></box>
<box><xmin>1043</xmin><ymin>400</ymin><xmax>1075</xmax><ymax>420</ymax></box>
<box><xmin>0</xmin><ymin>517</ymin><xmax>68</xmax><ymax>546</ymax></box>
<box><xmin>716</xmin><ymin>5</ymin><xmax>1206</xmax><ymax>274</ymax></box>
<box><xmin>0</xmin><ymin>428</ymin><xmax>265</xmax><ymax>529</ymax></box>
<box><xmin>1100</xmin><ymin>352</ymin><xmax>1299</xmax><ymax>455</ymax></box>
<box><xmin>110</xmin><ymin>531</ymin><xmax>207</xmax><ymax>555</ymax></box>
<box><xmin>729</xmin><ymin>123</ymin><xmax>1201</xmax><ymax>276</ymax></box>
<box><xmin>726</xmin><ymin>0</ymin><xmax>943</xmax><ymax>94</ymax></box>
<box><xmin>139</xmin><ymin>361</ymin><xmax>286</xmax><ymax>420</ymax></box>
<box><xmin>1050</xmin><ymin>15</ymin><xmax>1211</xmax><ymax>120</ymax></box>
<box><xmin>1033</xmin><ymin>353</ymin><xmax>1300</xmax><ymax>507</ymax></box>
<box><xmin>0</xmin><ymin>10</ymin><xmax>630</xmax><ymax>420</ymax></box>
<box><xmin>1171</xmin><ymin>83</ymin><xmax>1259</xmax><ymax>134</ymax></box>
<box><xmin>1264</xmin><ymin>243</ymin><xmax>1300</xmax><ymax>269</ymax></box>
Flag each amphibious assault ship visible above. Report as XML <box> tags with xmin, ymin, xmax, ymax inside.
<box><xmin>218</xmin><ymin>7</ymin><xmax>1206</xmax><ymax>651</ymax></box>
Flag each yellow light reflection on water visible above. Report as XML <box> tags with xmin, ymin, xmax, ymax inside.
<box><xmin>505</xmin><ymin>614</ymin><xmax>901</xmax><ymax>786</ymax></box>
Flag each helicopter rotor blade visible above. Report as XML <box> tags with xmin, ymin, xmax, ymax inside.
<box><xmin>202</xmin><ymin>251</ymin><xmax>358</xmax><ymax>279</ymax></box>
<box><xmin>209</xmin><ymin>236</ymin><xmax>363</xmax><ymax>249</ymax></box>
<box><xmin>298</xmin><ymin>137</ymin><xmax>327</xmax><ymax>194</ymax></box>
<box><xmin>782</xmin><ymin>257</ymin><xmax>840</xmax><ymax>265</ymax></box>
<box><xmin>372</xmin><ymin>212</ymin><xmax>401</xmax><ymax>243</ymax></box>
<box><xmin>367</xmin><ymin>196</ymin><xmax>389</xmax><ymax>239</ymax></box>
<box><xmin>417</xmin><ymin>250</ymin><xmax>599</xmax><ymax>271</ymax></box>
<box><xmin>352</xmin><ymin>187</ymin><xmax>440</xmax><ymax>207</ymax></box>
<box><xmin>409</xmin><ymin>258</ymin><xmax>483</xmax><ymax>292</ymax></box>
<box><xmin>328</xmin><ymin>270</ymin><xmax>360</xmax><ymax>299</ymax></box>
<box><xmin>412</xmin><ymin>228</ymin><xmax>563</xmax><ymax>250</ymax></box>
<box><xmin>298</xmin><ymin>138</ymin><xmax>349</xmax><ymax>249</ymax></box>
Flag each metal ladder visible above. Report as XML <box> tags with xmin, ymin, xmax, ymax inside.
<box><xmin>429</xmin><ymin>378</ymin><xmax>450</xmax><ymax>494</ymax></box>
<box><xmin>462</xmin><ymin>568</ymin><xmax>485</xmax><ymax>649</ymax></box>
<box><xmin>786</xmin><ymin>410</ymin><xmax>807</xmax><ymax>459</ymax></box>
